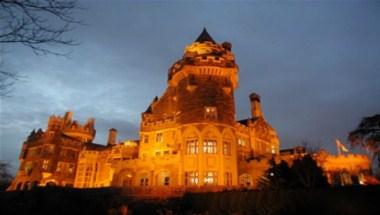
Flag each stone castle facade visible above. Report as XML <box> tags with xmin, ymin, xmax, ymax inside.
<box><xmin>8</xmin><ymin>29</ymin><xmax>371</xmax><ymax>194</ymax></box>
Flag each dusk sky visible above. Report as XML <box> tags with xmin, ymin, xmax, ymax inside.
<box><xmin>1</xmin><ymin>1</ymin><xmax>379</xmax><ymax>173</ymax></box>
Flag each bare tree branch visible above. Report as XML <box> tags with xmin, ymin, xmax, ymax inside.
<box><xmin>0</xmin><ymin>0</ymin><xmax>82</xmax><ymax>97</ymax></box>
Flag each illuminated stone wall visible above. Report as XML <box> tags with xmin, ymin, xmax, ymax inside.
<box><xmin>8</xmin><ymin>112</ymin><xmax>96</xmax><ymax>190</ymax></box>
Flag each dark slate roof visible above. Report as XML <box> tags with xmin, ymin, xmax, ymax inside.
<box><xmin>195</xmin><ymin>28</ymin><xmax>216</xmax><ymax>44</ymax></box>
<box><xmin>237</xmin><ymin>117</ymin><xmax>259</xmax><ymax>126</ymax></box>
<box><xmin>85</xmin><ymin>143</ymin><xmax>108</xmax><ymax>151</ymax></box>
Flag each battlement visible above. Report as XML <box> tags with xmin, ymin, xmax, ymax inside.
<box><xmin>47</xmin><ymin>111</ymin><xmax>96</xmax><ymax>142</ymax></box>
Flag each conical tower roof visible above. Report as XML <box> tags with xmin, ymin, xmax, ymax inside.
<box><xmin>195</xmin><ymin>28</ymin><xmax>216</xmax><ymax>43</ymax></box>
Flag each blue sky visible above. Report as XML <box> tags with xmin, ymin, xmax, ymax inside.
<box><xmin>1</xmin><ymin>1</ymin><xmax>380</xmax><ymax>173</ymax></box>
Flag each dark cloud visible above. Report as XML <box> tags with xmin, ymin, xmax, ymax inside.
<box><xmin>1</xmin><ymin>1</ymin><xmax>380</xmax><ymax>172</ymax></box>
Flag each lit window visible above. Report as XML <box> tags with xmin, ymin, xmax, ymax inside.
<box><xmin>223</xmin><ymin>141</ymin><xmax>231</xmax><ymax>155</ymax></box>
<box><xmin>271</xmin><ymin>145</ymin><xmax>276</xmax><ymax>154</ymax></box>
<box><xmin>238</xmin><ymin>138</ymin><xmax>246</xmax><ymax>146</ymax></box>
<box><xmin>56</xmin><ymin>162</ymin><xmax>63</xmax><ymax>172</ymax></box>
<box><xmin>204</xmin><ymin>106</ymin><xmax>217</xmax><ymax>120</ymax></box>
<box><xmin>185</xmin><ymin>171</ymin><xmax>199</xmax><ymax>185</ymax></box>
<box><xmin>204</xmin><ymin>171</ymin><xmax>217</xmax><ymax>185</ymax></box>
<box><xmin>156</xmin><ymin>133</ymin><xmax>163</xmax><ymax>142</ymax></box>
<box><xmin>25</xmin><ymin>162</ymin><xmax>33</xmax><ymax>175</ymax></box>
<box><xmin>225</xmin><ymin>172</ymin><xmax>232</xmax><ymax>186</ymax></box>
<box><xmin>68</xmin><ymin>163</ymin><xmax>75</xmax><ymax>173</ymax></box>
<box><xmin>186</xmin><ymin>139</ymin><xmax>198</xmax><ymax>154</ymax></box>
<box><xmin>164</xmin><ymin>177</ymin><xmax>170</xmax><ymax>186</ymax></box>
<box><xmin>143</xmin><ymin>135</ymin><xmax>149</xmax><ymax>144</ymax></box>
<box><xmin>203</xmin><ymin>139</ymin><xmax>217</xmax><ymax>154</ymax></box>
<box><xmin>42</xmin><ymin>160</ymin><xmax>50</xmax><ymax>170</ymax></box>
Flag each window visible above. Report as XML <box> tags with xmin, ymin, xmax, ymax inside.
<box><xmin>140</xmin><ymin>178</ymin><xmax>149</xmax><ymax>186</ymax></box>
<box><xmin>143</xmin><ymin>135</ymin><xmax>149</xmax><ymax>144</ymax></box>
<box><xmin>186</xmin><ymin>139</ymin><xmax>198</xmax><ymax>154</ymax></box>
<box><xmin>225</xmin><ymin>172</ymin><xmax>232</xmax><ymax>186</ymax></box>
<box><xmin>203</xmin><ymin>139</ymin><xmax>217</xmax><ymax>154</ymax></box>
<box><xmin>56</xmin><ymin>162</ymin><xmax>63</xmax><ymax>172</ymax></box>
<box><xmin>25</xmin><ymin>162</ymin><xmax>33</xmax><ymax>175</ymax></box>
<box><xmin>185</xmin><ymin>171</ymin><xmax>199</xmax><ymax>185</ymax></box>
<box><xmin>204</xmin><ymin>107</ymin><xmax>217</xmax><ymax>120</ymax></box>
<box><xmin>271</xmin><ymin>145</ymin><xmax>276</xmax><ymax>154</ymax></box>
<box><xmin>156</xmin><ymin>133</ymin><xmax>163</xmax><ymax>142</ymax></box>
<box><xmin>164</xmin><ymin>150</ymin><xmax>170</xmax><ymax>155</ymax></box>
<box><xmin>223</xmin><ymin>141</ymin><xmax>231</xmax><ymax>155</ymax></box>
<box><xmin>68</xmin><ymin>163</ymin><xmax>75</xmax><ymax>174</ymax></box>
<box><xmin>42</xmin><ymin>160</ymin><xmax>50</xmax><ymax>170</ymax></box>
<box><xmin>164</xmin><ymin>177</ymin><xmax>170</xmax><ymax>186</ymax></box>
<box><xmin>155</xmin><ymin>151</ymin><xmax>161</xmax><ymax>156</ymax></box>
<box><xmin>204</xmin><ymin>171</ymin><xmax>217</xmax><ymax>185</ymax></box>
<box><xmin>238</xmin><ymin>138</ymin><xmax>246</xmax><ymax>146</ymax></box>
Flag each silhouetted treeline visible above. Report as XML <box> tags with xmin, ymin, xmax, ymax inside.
<box><xmin>1</xmin><ymin>186</ymin><xmax>379</xmax><ymax>215</ymax></box>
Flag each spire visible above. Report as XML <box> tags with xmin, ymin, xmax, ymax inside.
<box><xmin>195</xmin><ymin>28</ymin><xmax>216</xmax><ymax>43</ymax></box>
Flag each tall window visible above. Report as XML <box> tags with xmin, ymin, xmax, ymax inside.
<box><xmin>238</xmin><ymin>138</ymin><xmax>246</xmax><ymax>146</ymax></box>
<box><xmin>164</xmin><ymin>177</ymin><xmax>170</xmax><ymax>186</ymax></box>
<box><xmin>204</xmin><ymin>171</ymin><xmax>217</xmax><ymax>185</ymax></box>
<box><xmin>203</xmin><ymin>139</ymin><xmax>217</xmax><ymax>154</ymax></box>
<box><xmin>225</xmin><ymin>172</ymin><xmax>232</xmax><ymax>186</ymax></box>
<box><xmin>143</xmin><ymin>135</ymin><xmax>149</xmax><ymax>144</ymax></box>
<box><xmin>223</xmin><ymin>141</ymin><xmax>231</xmax><ymax>155</ymax></box>
<box><xmin>56</xmin><ymin>162</ymin><xmax>63</xmax><ymax>172</ymax></box>
<box><xmin>42</xmin><ymin>160</ymin><xmax>50</xmax><ymax>170</ymax></box>
<box><xmin>204</xmin><ymin>106</ymin><xmax>217</xmax><ymax>120</ymax></box>
<box><xmin>68</xmin><ymin>163</ymin><xmax>75</xmax><ymax>174</ymax></box>
<box><xmin>156</xmin><ymin>133</ymin><xmax>163</xmax><ymax>143</ymax></box>
<box><xmin>271</xmin><ymin>145</ymin><xmax>276</xmax><ymax>154</ymax></box>
<box><xmin>185</xmin><ymin>171</ymin><xmax>199</xmax><ymax>185</ymax></box>
<box><xmin>186</xmin><ymin>139</ymin><xmax>198</xmax><ymax>154</ymax></box>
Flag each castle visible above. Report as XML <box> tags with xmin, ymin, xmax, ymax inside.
<box><xmin>8</xmin><ymin>29</ymin><xmax>371</xmax><ymax>194</ymax></box>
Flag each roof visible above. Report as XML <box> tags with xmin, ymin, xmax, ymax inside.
<box><xmin>195</xmin><ymin>28</ymin><xmax>216</xmax><ymax>44</ymax></box>
<box><xmin>237</xmin><ymin>117</ymin><xmax>258</xmax><ymax>126</ymax></box>
<box><xmin>84</xmin><ymin>143</ymin><xmax>108</xmax><ymax>151</ymax></box>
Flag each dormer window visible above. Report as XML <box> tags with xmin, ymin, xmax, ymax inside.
<box><xmin>204</xmin><ymin>106</ymin><xmax>217</xmax><ymax>121</ymax></box>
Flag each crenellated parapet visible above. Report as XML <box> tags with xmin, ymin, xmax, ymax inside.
<box><xmin>168</xmin><ymin>29</ymin><xmax>238</xmax><ymax>89</ymax></box>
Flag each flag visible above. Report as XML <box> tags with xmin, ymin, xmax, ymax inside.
<box><xmin>336</xmin><ymin>139</ymin><xmax>349</xmax><ymax>153</ymax></box>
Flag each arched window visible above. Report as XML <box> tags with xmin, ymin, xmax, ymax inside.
<box><xmin>139</xmin><ymin>173</ymin><xmax>149</xmax><ymax>187</ymax></box>
<box><xmin>203</xmin><ymin>139</ymin><xmax>217</xmax><ymax>154</ymax></box>
<box><xmin>186</xmin><ymin>139</ymin><xmax>198</xmax><ymax>154</ymax></box>
<box><xmin>223</xmin><ymin>141</ymin><xmax>231</xmax><ymax>155</ymax></box>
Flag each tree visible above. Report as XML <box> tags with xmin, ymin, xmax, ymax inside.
<box><xmin>0</xmin><ymin>161</ymin><xmax>13</xmax><ymax>190</ymax></box>
<box><xmin>259</xmin><ymin>155</ymin><xmax>328</xmax><ymax>190</ymax></box>
<box><xmin>348</xmin><ymin>114</ymin><xmax>380</xmax><ymax>167</ymax></box>
<box><xmin>258</xmin><ymin>158</ymin><xmax>295</xmax><ymax>190</ymax></box>
<box><xmin>0</xmin><ymin>0</ymin><xmax>81</xmax><ymax>96</ymax></box>
<box><xmin>291</xmin><ymin>155</ymin><xmax>328</xmax><ymax>188</ymax></box>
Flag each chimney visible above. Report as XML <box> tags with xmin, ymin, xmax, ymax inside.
<box><xmin>107</xmin><ymin>128</ymin><xmax>118</xmax><ymax>146</ymax></box>
<box><xmin>64</xmin><ymin>111</ymin><xmax>73</xmax><ymax>122</ymax></box>
<box><xmin>249</xmin><ymin>93</ymin><xmax>263</xmax><ymax>118</ymax></box>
